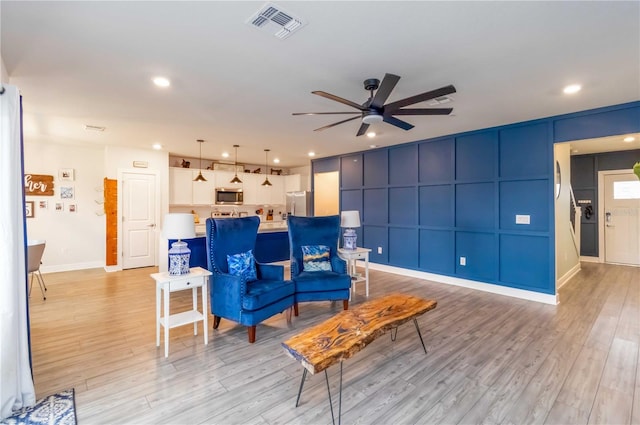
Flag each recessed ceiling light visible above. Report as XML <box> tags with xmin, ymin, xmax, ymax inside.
<box><xmin>623</xmin><ymin>136</ymin><xmax>635</xmax><ymax>143</ymax></box>
<box><xmin>563</xmin><ymin>84</ymin><xmax>581</xmax><ymax>94</ymax></box>
<box><xmin>369</xmin><ymin>144</ymin><xmax>378</xmax><ymax>148</ymax></box>
<box><xmin>222</xmin><ymin>152</ymin><xmax>229</xmax><ymax>158</ymax></box>
<box><xmin>153</xmin><ymin>77</ymin><xmax>170</xmax><ymax>87</ymax></box>
<box><xmin>152</xmin><ymin>143</ymin><xmax>162</xmax><ymax>150</ymax></box>
<box><xmin>273</xmin><ymin>158</ymin><xmax>280</xmax><ymax>164</ymax></box>
<box><xmin>366</xmin><ymin>131</ymin><xmax>376</xmax><ymax>138</ymax></box>
<box><xmin>308</xmin><ymin>151</ymin><xmax>315</xmax><ymax>157</ymax></box>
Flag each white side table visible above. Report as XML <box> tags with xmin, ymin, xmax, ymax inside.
<box><xmin>338</xmin><ymin>247</ymin><xmax>371</xmax><ymax>297</ymax></box>
<box><xmin>150</xmin><ymin>266</ymin><xmax>212</xmax><ymax>358</ymax></box>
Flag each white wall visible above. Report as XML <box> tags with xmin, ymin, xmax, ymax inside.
<box><xmin>555</xmin><ymin>143</ymin><xmax>580</xmax><ymax>284</ymax></box>
<box><xmin>1</xmin><ymin>55</ymin><xmax>8</xmax><ymax>84</ymax></box>
<box><xmin>24</xmin><ymin>142</ymin><xmax>106</xmax><ymax>272</ymax></box>
<box><xmin>23</xmin><ymin>142</ymin><xmax>170</xmax><ymax>272</ymax></box>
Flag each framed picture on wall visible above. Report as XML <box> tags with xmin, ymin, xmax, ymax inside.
<box><xmin>68</xmin><ymin>203</ymin><xmax>77</xmax><ymax>213</ymax></box>
<box><xmin>60</xmin><ymin>186</ymin><xmax>74</xmax><ymax>199</ymax></box>
<box><xmin>59</xmin><ymin>168</ymin><xmax>75</xmax><ymax>181</ymax></box>
<box><xmin>39</xmin><ymin>200</ymin><xmax>48</xmax><ymax>209</ymax></box>
<box><xmin>25</xmin><ymin>201</ymin><xmax>34</xmax><ymax>218</ymax></box>
<box><xmin>55</xmin><ymin>202</ymin><xmax>63</xmax><ymax>212</ymax></box>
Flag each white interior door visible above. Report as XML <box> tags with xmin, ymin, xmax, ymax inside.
<box><xmin>122</xmin><ymin>172</ymin><xmax>157</xmax><ymax>269</ymax></box>
<box><xmin>603</xmin><ymin>172</ymin><xmax>640</xmax><ymax>266</ymax></box>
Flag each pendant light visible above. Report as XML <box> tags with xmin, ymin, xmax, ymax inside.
<box><xmin>230</xmin><ymin>144</ymin><xmax>242</xmax><ymax>184</ymax></box>
<box><xmin>193</xmin><ymin>139</ymin><xmax>207</xmax><ymax>182</ymax></box>
<box><xmin>261</xmin><ymin>149</ymin><xmax>272</xmax><ymax>186</ymax></box>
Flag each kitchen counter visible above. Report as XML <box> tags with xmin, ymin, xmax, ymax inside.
<box><xmin>194</xmin><ymin>220</ymin><xmax>287</xmax><ymax>236</ymax></box>
<box><xmin>185</xmin><ymin>219</ymin><xmax>290</xmax><ymax>266</ymax></box>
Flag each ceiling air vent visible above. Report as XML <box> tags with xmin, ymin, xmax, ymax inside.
<box><xmin>428</xmin><ymin>96</ymin><xmax>453</xmax><ymax>106</ymax></box>
<box><xmin>247</xmin><ymin>2</ymin><xmax>305</xmax><ymax>39</ymax></box>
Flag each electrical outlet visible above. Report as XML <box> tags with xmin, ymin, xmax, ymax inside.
<box><xmin>460</xmin><ymin>256</ymin><xmax>466</xmax><ymax>266</ymax></box>
<box><xmin>377</xmin><ymin>246</ymin><xmax>383</xmax><ymax>254</ymax></box>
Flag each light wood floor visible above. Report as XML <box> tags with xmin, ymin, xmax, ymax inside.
<box><xmin>28</xmin><ymin>262</ymin><xmax>639</xmax><ymax>424</ymax></box>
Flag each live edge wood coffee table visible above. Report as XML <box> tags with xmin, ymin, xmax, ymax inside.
<box><xmin>282</xmin><ymin>293</ymin><xmax>437</xmax><ymax>425</ymax></box>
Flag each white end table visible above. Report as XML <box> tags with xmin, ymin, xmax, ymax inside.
<box><xmin>338</xmin><ymin>247</ymin><xmax>371</xmax><ymax>297</ymax></box>
<box><xmin>150</xmin><ymin>266</ymin><xmax>212</xmax><ymax>357</ymax></box>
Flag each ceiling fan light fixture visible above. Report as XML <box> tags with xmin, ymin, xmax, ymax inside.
<box><xmin>230</xmin><ymin>144</ymin><xmax>242</xmax><ymax>184</ymax></box>
<box><xmin>193</xmin><ymin>139</ymin><xmax>207</xmax><ymax>182</ymax></box>
<box><xmin>362</xmin><ymin>113</ymin><xmax>383</xmax><ymax>125</ymax></box>
<box><xmin>262</xmin><ymin>149</ymin><xmax>272</xmax><ymax>186</ymax></box>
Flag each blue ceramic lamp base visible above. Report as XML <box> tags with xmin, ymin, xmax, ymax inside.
<box><xmin>168</xmin><ymin>240</ymin><xmax>191</xmax><ymax>275</ymax></box>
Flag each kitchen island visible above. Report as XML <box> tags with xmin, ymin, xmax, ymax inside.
<box><xmin>170</xmin><ymin>220</ymin><xmax>289</xmax><ymax>269</ymax></box>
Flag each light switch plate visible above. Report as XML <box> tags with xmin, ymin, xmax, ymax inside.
<box><xmin>515</xmin><ymin>214</ymin><xmax>530</xmax><ymax>224</ymax></box>
<box><xmin>459</xmin><ymin>256</ymin><xmax>466</xmax><ymax>266</ymax></box>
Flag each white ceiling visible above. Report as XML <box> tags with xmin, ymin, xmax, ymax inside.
<box><xmin>2</xmin><ymin>1</ymin><xmax>639</xmax><ymax>167</ymax></box>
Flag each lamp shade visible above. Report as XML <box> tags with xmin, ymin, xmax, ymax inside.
<box><xmin>340</xmin><ymin>210</ymin><xmax>361</xmax><ymax>228</ymax></box>
<box><xmin>162</xmin><ymin>213</ymin><xmax>196</xmax><ymax>240</ymax></box>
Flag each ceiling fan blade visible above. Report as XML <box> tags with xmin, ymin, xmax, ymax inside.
<box><xmin>385</xmin><ymin>85</ymin><xmax>456</xmax><ymax>111</ymax></box>
<box><xmin>313</xmin><ymin>115</ymin><xmax>361</xmax><ymax>132</ymax></box>
<box><xmin>292</xmin><ymin>112</ymin><xmax>361</xmax><ymax>116</ymax></box>
<box><xmin>312</xmin><ymin>91</ymin><xmax>366</xmax><ymax>111</ymax></box>
<box><xmin>370</xmin><ymin>73</ymin><xmax>400</xmax><ymax>109</ymax></box>
<box><xmin>356</xmin><ymin>123</ymin><xmax>370</xmax><ymax>136</ymax></box>
<box><xmin>383</xmin><ymin>115</ymin><xmax>414</xmax><ymax>131</ymax></box>
<box><xmin>391</xmin><ymin>108</ymin><xmax>453</xmax><ymax>116</ymax></box>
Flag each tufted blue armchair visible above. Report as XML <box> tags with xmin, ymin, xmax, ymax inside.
<box><xmin>287</xmin><ymin>215</ymin><xmax>351</xmax><ymax>316</ymax></box>
<box><xmin>206</xmin><ymin>216</ymin><xmax>295</xmax><ymax>343</ymax></box>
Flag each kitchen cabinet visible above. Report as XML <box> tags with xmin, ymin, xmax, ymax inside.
<box><xmin>169</xmin><ymin>168</ymin><xmax>193</xmax><ymax>205</ymax></box>
<box><xmin>285</xmin><ymin>174</ymin><xmax>301</xmax><ymax>192</ymax></box>
<box><xmin>191</xmin><ymin>170</ymin><xmax>216</xmax><ymax>205</ymax></box>
<box><xmin>169</xmin><ymin>168</ymin><xmax>215</xmax><ymax>205</ymax></box>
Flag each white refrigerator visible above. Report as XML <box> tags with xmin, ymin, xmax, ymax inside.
<box><xmin>286</xmin><ymin>191</ymin><xmax>312</xmax><ymax>217</ymax></box>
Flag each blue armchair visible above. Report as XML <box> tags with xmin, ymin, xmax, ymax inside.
<box><xmin>287</xmin><ymin>215</ymin><xmax>351</xmax><ymax>315</ymax></box>
<box><xmin>205</xmin><ymin>216</ymin><xmax>295</xmax><ymax>343</ymax></box>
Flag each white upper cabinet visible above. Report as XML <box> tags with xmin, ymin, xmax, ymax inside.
<box><xmin>191</xmin><ymin>170</ymin><xmax>216</xmax><ymax>205</ymax></box>
<box><xmin>169</xmin><ymin>168</ymin><xmax>193</xmax><ymax>205</ymax></box>
<box><xmin>285</xmin><ymin>174</ymin><xmax>301</xmax><ymax>192</ymax></box>
<box><xmin>169</xmin><ymin>167</ymin><xmax>299</xmax><ymax>206</ymax></box>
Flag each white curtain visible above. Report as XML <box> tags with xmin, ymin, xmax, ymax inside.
<box><xmin>0</xmin><ymin>84</ymin><xmax>36</xmax><ymax>419</ymax></box>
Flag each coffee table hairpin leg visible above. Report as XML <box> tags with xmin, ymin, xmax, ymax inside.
<box><xmin>389</xmin><ymin>321</ymin><xmax>427</xmax><ymax>354</ymax></box>
<box><xmin>294</xmin><ymin>321</ymin><xmax>427</xmax><ymax>425</ymax></box>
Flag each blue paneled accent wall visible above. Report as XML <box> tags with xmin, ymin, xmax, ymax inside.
<box><xmin>312</xmin><ymin>101</ymin><xmax>640</xmax><ymax>296</ymax></box>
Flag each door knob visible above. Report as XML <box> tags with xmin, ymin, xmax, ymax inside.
<box><xmin>148</xmin><ymin>223</ymin><xmax>156</xmax><ymax>228</ymax></box>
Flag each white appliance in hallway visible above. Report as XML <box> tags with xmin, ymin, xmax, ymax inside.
<box><xmin>286</xmin><ymin>191</ymin><xmax>312</xmax><ymax>217</ymax></box>
<box><xmin>602</xmin><ymin>171</ymin><xmax>640</xmax><ymax>266</ymax></box>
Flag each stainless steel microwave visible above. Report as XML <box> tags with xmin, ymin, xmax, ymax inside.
<box><xmin>215</xmin><ymin>188</ymin><xmax>243</xmax><ymax>205</ymax></box>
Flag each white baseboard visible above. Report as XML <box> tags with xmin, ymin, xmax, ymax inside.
<box><xmin>580</xmin><ymin>256</ymin><xmax>601</xmax><ymax>263</ymax></box>
<box><xmin>104</xmin><ymin>265</ymin><xmax>122</xmax><ymax>273</ymax></box>
<box><xmin>557</xmin><ymin>263</ymin><xmax>581</xmax><ymax>290</ymax></box>
<box><xmin>40</xmin><ymin>261</ymin><xmax>104</xmax><ymax>274</ymax></box>
<box><xmin>367</xmin><ymin>263</ymin><xmax>559</xmax><ymax>305</ymax></box>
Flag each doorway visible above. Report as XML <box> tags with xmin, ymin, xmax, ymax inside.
<box><xmin>314</xmin><ymin>171</ymin><xmax>339</xmax><ymax>216</ymax></box>
<box><xmin>599</xmin><ymin>170</ymin><xmax>640</xmax><ymax>266</ymax></box>
<box><xmin>120</xmin><ymin>170</ymin><xmax>159</xmax><ymax>269</ymax></box>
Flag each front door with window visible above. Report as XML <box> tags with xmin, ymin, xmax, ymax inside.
<box><xmin>603</xmin><ymin>172</ymin><xmax>640</xmax><ymax>266</ymax></box>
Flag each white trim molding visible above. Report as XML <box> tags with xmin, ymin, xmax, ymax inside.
<box><xmin>368</xmin><ymin>262</ymin><xmax>559</xmax><ymax>305</ymax></box>
<box><xmin>557</xmin><ymin>262</ymin><xmax>581</xmax><ymax>290</ymax></box>
<box><xmin>41</xmin><ymin>261</ymin><xmax>104</xmax><ymax>274</ymax></box>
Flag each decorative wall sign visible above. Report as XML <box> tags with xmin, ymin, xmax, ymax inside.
<box><xmin>25</xmin><ymin>201</ymin><xmax>34</xmax><ymax>218</ymax></box>
<box><xmin>24</xmin><ymin>174</ymin><xmax>54</xmax><ymax>196</ymax></box>
<box><xmin>68</xmin><ymin>203</ymin><xmax>77</xmax><ymax>213</ymax></box>
<box><xmin>60</xmin><ymin>186</ymin><xmax>74</xmax><ymax>199</ymax></box>
<box><xmin>38</xmin><ymin>200</ymin><xmax>48</xmax><ymax>209</ymax></box>
<box><xmin>59</xmin><ymin>168</ymin><xmax>75</xmax><ymax>181</ymax></box>
<box><xmin>55</xmin><ymin>203</ymin><xmax>63</xmax><ymax>212</ymax></box>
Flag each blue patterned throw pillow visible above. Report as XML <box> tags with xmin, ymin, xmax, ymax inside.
<box><xmin>227</xmin><ymin>250</ymin><xmax>257</xmax><ymax>282</ymax></box>
<box><xmin>302</xmin><ymin>245</ymin><xmax>332</xmax><ymax>272</ymax></box>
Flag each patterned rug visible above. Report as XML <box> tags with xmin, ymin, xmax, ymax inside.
<box><xmin>1</xmin><ymin>389</ymin><xmax>76</xmax><ymax>425</ymax></box>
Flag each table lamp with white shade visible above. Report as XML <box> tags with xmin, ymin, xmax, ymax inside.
<box><xmin>340</xmin><ymin>210</ymin><xmax>361</xmax><ymax>250</ymax></box>
<box><xmin>163</xmin><ymin>213</ymin><xmax>196</xmax><ymax>275</ymax></box>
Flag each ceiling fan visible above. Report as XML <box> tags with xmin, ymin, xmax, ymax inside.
<box><xmin>293</xmin><ymin>73</ymin><xmax>456</xmax><ymax>136</ymax></box>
